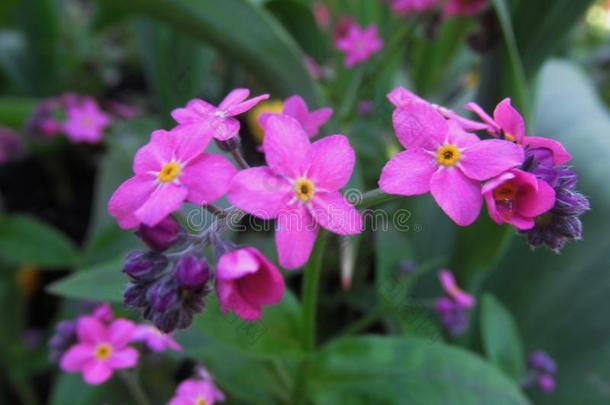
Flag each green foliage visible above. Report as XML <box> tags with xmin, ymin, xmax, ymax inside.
<box><xmin>47</xmin><ymin>259</ymin><xmax>124</xmax><ymax>302</ymax></box>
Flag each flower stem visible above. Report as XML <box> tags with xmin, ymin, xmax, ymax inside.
<box><xmin>230</xmin><ymin>149</ymin><xmax>249</xmax><ymax>169</ymax></box>
<box><xmin>119</xmin><ymin>370</ymin><xmax>151</xmax><ymax>405</ymax></box>
<box><xmin>301</xmin><ymin>230</ymin><xmax>329</xmax><ymax>352</ymax></box>
<box><xmin>357</xmin><ymin>188</ymin><xmax>399</xmax><ymax>209</ymax></box>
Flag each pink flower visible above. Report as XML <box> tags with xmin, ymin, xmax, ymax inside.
<box><xmin>313</xmin><ymin>1</ymin><xmax>330</xmax><ymax>29</ymax></box>
<box><xmin>132</xmin><ymin>324</ymin><xmax>182</xmax><ymax>352</ymax></box>
<box><xmin>333</xmin><ymin>16</ymin><xmax>357</xmax><ymax>46</ymax></box>
<box><xmin>169</xmin><ymin>378</ymin><xmax>225</xmax><ymax>405</ymax></box>
<box><xmin>388</xmin><ymin>0</ymin><xmax>437</xmax><ymax>15</ymax></box>
<box><xmin>92</xmin><ymin>303</ymin><xmax>113</xmax><ymax>323</ymax></box>
<box><xmin>59</xmin><ymin>316</ymin><xmax>138</xmax><ymax>385</ymax></box>
<box><xmin>62</xmin><ymin>97</ymin><xmax>111</xmax><ymax>143</ymax></box>
<box><xmin>379</xmin><ymin>97</ymin><xmax>524</xmax><ymax>226</ymax></box>
<box><xmin>228</xmin><ymin>115</ymin><xmax>362</xmax><ymax>269</ymax></box>
<box><xmin>171</xmin><ymin>89</ymin><xmax>269</xmax><ymax>141</ymax></box>
<box><xmin>108</xmin><ymin>127</ymin><xmax>236</xmax><ymax>229</ymax></box>
<box><xmin>336</xmin><ymin>24</ymin><xmax>384</xmax><ymax>68</ymax></box>
<box><xmin>443</xmin><ymin>0</ymin><xmax>487</xmax><ymax>17</ymax></box>
<box><xmin>216</xmin><ymin>247</ymin><xmax>285</xmax><ymax>321</ymax></box>
<box><xmin>466</xmin><ymin>98</ymin><xmax>571</xmax><ymax>164</ymax></box>
<box><xmin>439</xmin><ymin>270</ymin><xmax>475</xmax><ymax>308</ymax></box>
<box><xmin>258</xmin><ymin>95</ymin><xmax>333</xmax><ymax>138</ymax></box>
<box><xmin>482</xmin><ymin>169</ymin><xmax>556</xmax><ymax>230</ymax></box>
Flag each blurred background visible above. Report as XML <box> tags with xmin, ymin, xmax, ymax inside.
<box><xmin>0</xmin><ymin>0</ymin><xmax>609</xmax><ymax>404</ymax></box>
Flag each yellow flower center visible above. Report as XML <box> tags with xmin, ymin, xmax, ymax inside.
<box><xmin>94</xmin><ymin>343</ymin><xmax>113</xmax><ymax>360</ymax></box>
<box><xmin>247</xmin><ymin>100</ymin><xmax>284</xmax><ymax>143</ymax></box>
<box><xmin>195</xmin><ymin>398</ymin><xmax>208</xmax><ymax>405</ymax></box>
<box><xmin>294</xmin><ymin>178</ymin><xmax>315</xmax><ymax>202</ymax></box>
<box><xmin>436</xmin><ymin>144</ymin><xmax>461</xmax><ymax>167</ymax></box>
<box><xmin>158</xmin><ymin>162</ymin><xmax>182</xmax><ymax>183</ymax></box>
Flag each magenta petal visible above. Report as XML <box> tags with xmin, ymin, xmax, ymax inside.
<box><xmin>310</xmin><ymin>191</ymin><xmax>362</xmax><ymax>235</ymax></box>
<box><xmin>219</xmin><ymin>88</ymin><xmax>250</xmax><ymax>111</ymax></box>
<box><xmin>82</xmin><ymin>360</ymin><xmax>113</xmax><ymax>385</ymax></box>
<box><xmin>182</xmin><ymin>153</ymin><xmax>236</xmax><ymax>205</ymax></box>
<box><xmin>276</xmin><ymin>205</ymin><xmax>319</xmax><ymax>269</ymax></box>
<box><xmin>217</xmin><ymin>249</ymin><xmax>260</xmax><ymax>280</ymax></box>
<box><xmin>228</xmin><ymin>167</ymin><xmax>292</xmax><ymax>220</ymax></box>
<box><xmin>172</xmin><ymin>125</ymin><xmax>213</xmax><ymax>162</ymax></box>
<box><xmin>524</xmin><ymin>136</ymin><xmax>571</xmax><ymax>164</ymax></box>
<box><xmin>263</xmin><ymin>115</ymin><xmax>310</xmax><ymax>178</ymax></box>
<box><xmin>304</xmin><ymin>107</ymin><xmax>333</xmax><ymax>136</ymax></box>
<box><xmin>392</xmin><ymin>103</ymin><xmax>447</xmax><ymax>150</ymax></box>
<box><xmin>518</xmin><ymin>177</ymin><xmax>556</xmax><ymax>218</ymax></box>
<box><xmin>460</xmin><ymin>139</ymin><xmax>524</xmax><ymax>181</ymax></box>
<box><xmin>107</xmin><ymin>319</ymin><xmax>136</xmax><ymax>347</ymax></box>
<box><xmin>387</xmin><ymin>87</ymin><xmax>426</xmax><ymax>108</ymax></box>
<box><xmin>135</xmin><ymin>183</ymin><xmax>187</xmax><ymax>227</ymax></box>
<box><xmin>60</xmin><ymin>344</ymin><xmax>93</xmax><ymax>372</ymax></box>
<box><xmin>283</xmin><ymin>95</ymin><xmax>308</xmax><ymax>118</ymax></box>
<box><xmin>171</xmin><ymin>99</ymin><xmax>216</xmax><ymax>124</ymax></box>
<box><xmin>133</xmin><ymin>129</ymin><xmax>174</xmax><ymax>174</ymax></box>
<box><xmin>306</xmin><ymin>135</ymin><xmax>355</xmax><ymax>191</ymax></box>
<box><xmin>508</xmin><ymin>214</ymin><xmax>535</xmax><ymax>230</ymax></box>
<box><xmin>226</xmin><ymin>94</ymin><xmax>270</xmax><ymax>117</ymax></box>
<box><xmin>379</xmin><ymin>149</ymin><xmax>436</xmax><ymax>196</ymax></box>
<box><xmin>107</xmin><ymin>347</ymin><xmax>139</xmax><ymax>369</ymax></box>
<box><xmin>430</xmin><ymin>168</ymin><xmax>482</xmax><ymax>226</ymax></box>
<box><xmin>210</xmin><ymin>117</ymin><xmax>240</xmax><ymax>141</ymax></box>
<box><xmin>493</xmin><ymin>98</ymin><xmax>525</xmax><ymax>141</ymax></box>
<box><xmin>108</xmin><ymin>175</ymin><xmax>156</xmax><ymax>229</ymax></box>
<box><xmin>245</xmin><ymin>248</ymin><xmax>285</xmax><ymax>305</ymax></box>
<box><xmin>77</xmin><ymin>316</ymin><xmax>106</xmax><ymax>343</ymax></box>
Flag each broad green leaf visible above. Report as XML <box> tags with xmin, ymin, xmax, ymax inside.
<box><xmin>309</xmin><ymin>336</ymin><xmax>530</xmax><ymax>404</ymax></box>
<box><xmin>485</xmin><ymin>60</ymin><xmax>610</xmax><ymax>405</ymax></box>
<box><xmin>480</xmin><ymin>294</ymin><xmax>525</xmax><ymax>381</ymax></box>
<box><xmin>0</xmin><ymin>214</ymin><xmax>79</xmax><ymax>268</ymax></box>
<box><xmin>98</xmin><ymin>0</ymin><xmax>321</xmax><ymax>103</ymax></box>
<box><xmin>47</xmin><ymin>259</ymin><xmax>124</xmax><ymax>302</ymax></box>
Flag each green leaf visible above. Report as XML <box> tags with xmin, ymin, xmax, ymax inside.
<box><xmin>480</xmin><ymin>294</ymin><xmax>525</xmax><ymax>381</ymax></box>
<box><xmin>485</xmin><ymin>60</ymin><xmax>610</xmax><ymax>405</ymax></box>
<box><xmin>98</xmin><ymin>0</ymin><xmax>321</xmax><ymax>103</ymax></box>
<box><xmin>309</xmin><ymin>336</ymin><xmax>530</xmax><ymax>404</ymax></box>
<box><xmin>0</xmin><ymin>214</ymin><xmax>79</xmax><ymax>268</ymax></box>
<box><xmin>0</xmin><ymin>96</ymin><xmax>37</xmax><ymax>129</ymax></box>
<box><xmin>47</xmin><ymin>259</ymin><xmax>124</xmax><ymax>302</ymax></box>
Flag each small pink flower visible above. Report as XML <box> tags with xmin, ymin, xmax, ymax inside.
<box><xmin>333</xmin><ymin>16</ymin><xmax>357</xmax><ymax>46</ymax></box>
<box><xmin>336</xmin><ymin>24</ymin><xmax>384</xmax><ymax>68</ymax></box>
<box><xmin>379</xmin><ymin>97</ymin><xmax>524</xmax><ymax>226</ymax></box>
<box><xmin>108</xmin><ymin>127</ymin><xmax>236</xmax><ymax>229</ymax></box>
<box><xmin>171</xmin><ymin>89</ymin><xmax>269</xmax><ymax>141</ymax></box>
<box><xmin>132</xmin><ymin>325</ymin><xmax>182</xmax><ymax>352</ymax></box>
<box><xmin>228</xmin><ymin>115</ymin><xmax>362</xmax><ymax>269</ymax></box>
<box><xmin>443</xmin><ymin>0</ymin><xmax>487</xmax><ymax>17</ymax></box>
<box><xmin>258</xmin><ymin>95</ymin><xmax>333</xmax><ymax>138</ymax></box>
<box><xmin>465</xmin><ymin>98</ymin><xmax>571</xmax><ymax>164</ymax></box>
<box><xmin>216</xmin><ymin>247</ymin><xmax>285</xmax><ymax>321</ymax></box>
<box><xmin>388</xmin><ymin>0</ymin><xmax>437</xmax><ymax>15</ymax></box>
<box><xmin>313</xmin><ymin>1</ymin><xmax>330</xmax><ymax>29</ymax></box>
<box><xmin>92</xmin><ymin>303</ymin><xmax>113</xmax><ymax>323</ymax></box>
<box><xmin>482</xmin><ymin>169</ymin><xmax>555</xmax><ymax>230</ymax></box>
<box><xmin>59</xmin><ymin>316</ymin><xmax>138</xmax><ymax>385</ymax></box>
<box><xmin>63</xmin><ymin>97</ymin><xmax>111</xmax><ymax>144</ymax></box>
<box><xmin>439</xmin><ymin>270</ymin><xmax>475</xmax><ymax>308</ymax></box>
<box><xmin>169</xmin><ymin>378</ymin><xmax>225</xmax><ymax>405</ymax></box>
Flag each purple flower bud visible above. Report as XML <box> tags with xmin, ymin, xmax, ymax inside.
<box><xmin>537</xmin><ymin>374</ymin><xmax>556</xmax><ymax>393</ymax></box>
<box><xmin>147</xmin><ymin>277</ymin><xmax>179</xmax><ymax>312</ymax></box>
<box><xmin>123</xmin><ymin>251</ymin><xmax>168</xmax><ymax>281</ymax></box>
<box><xmin>528</xmin><ymin>351</ymin><xmax>557</xmax><ymax>374</ymax></box>
<box><xmin>136</xmin><ymin>216</ymin><xmax>181</xmax><ymax>251</ymax></box>
<box><xmin>175</xmin><ymin>256</ymin><xmax>210</xmax><ymax>289</ymax></box>
<box><xmin>551</xmin><ymin>216</ymin><xmax>583</xmax><ymax>240</ymax></box>
<box><xmin>151</xmin><ymin>308</ymin><xmax>181</xmax><ymax>333</ymax></box>
<box><xmin>48</xmin><ymin>320</ymin><xmax>77</xmax><ymax>363</ymax></box>
<box><xmin>123</xmin><ymin>282</ymin><xmax>148</xmax><ymax>308</ymax></box>
<box><xmin>435</xmin><ymin>297</ymin><xmax>468</xmax><ymax>337</ymax></box>
<box><xmin>554</xmin><ymin>189</ymin><xmax>590</xmax><ymax>217</ymax></box>
<box><xmin>556</xmin><ymin>167</ymin><xmax>578</xmax><ymax>190</ymax></box>
<box><xmin>215</xmin><ymin>135</ymin><xmax>241</xmax><ymax>152</ymax></box>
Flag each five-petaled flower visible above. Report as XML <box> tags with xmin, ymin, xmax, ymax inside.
<box><xmin>336</xmin><ymin>24</ymin><xmax>384</xmax><ymax>68</ymax></box>
<box><xmin>172</xmin><ymin>88</ymin><xmax>269</xmax><ymax>141</ymax></box>
<box><xmin>258</xmin><ymin>95</ymin><xmax>333</xmax><ymax>138</ymax></box>
<box><xmin>379</xmin><ymin>98</ymin><xmax>524</xmax><ymax>226</ymax></box>
<box><xmin>228</xmin><ymin>115</ymin><xmax>363</xmax><ymax>269</ymax></box>
<box><xmin>168</xmin><ymin>378</ymin><xmax>225</xmax><ymax>405</ymax></box>
<box><xmin>108</xmin><ymin>127</ymin><xmax>236</xmax><ymax>229</ymax></box>
<box><xmin>60</xmin><ymin>316</ymin><xmax>138</xmax><ymax>385</ymax></box>
<box><xmin>63</xmin><ymin>97</ymin><xmax>111</xmax><ymax>144</ymax></box>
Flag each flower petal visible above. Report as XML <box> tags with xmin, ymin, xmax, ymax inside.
<box><xmin>387</xmin><ymin>87</ymin><xmax>426</xmax><ymax>108</ymax></box>
<box><xmin>171</xmin><ymin>99</ymin><xmax>216</xmax><ymax>124</ymax></box>
<box><xmin>276</xmin><ymin>205</ymin><xmax>319</xmax><ymax>269</ymax></box>
<box><xmin>211</xmin><ymin>116</ymin><xmax>241</xmax><ymax>141</ymax></box>
<box><xmin>493</xmin><ymin>98</ymin><xmax>525</xmax><ymax>141</ymax></box>
<box><xmin>108</xmin><ymin>175</ymin><xmax>156</xmax><ymax>229</ymax></box>
<box><xmin>135</xmin><ymin>183</ymin><xmax>187</xmax><ymax>227</ymax></box>
<box><xmin>460</xmin><ymin>139</ymin><xmax>524</xmax><ymax>181</ymax></box>
<box><xmin>82</xmin><ymin>360</ymin><xmax>113</xmax><ymax>385</ymax></box>
<box><xmin>218</xmin><ymin>88</ymin><xmax>250</xmax><ymax>111</ymax></box>
<box><xmin>132</xmin><ymin>130</ymin><xmax>174</xmax><ymax>174</ymax></box>
<box><xmin>228</xmin><ymin>167</ymin><xmax>292</xmax><ymax>220</ymax></box>
<box><xmin>60</xmin><ymin>344</ymin><xmax>93</xmax><ymax>372</ymax></box>
<box><xmin>518</xmin><ymin>177</ymin><xmax>556</xmax><ymax>218</ymax></box>
<box><xmin>76</xmin><ymin>316</ymin><xmax>105</xmax><ymax>343</ymax></box>
<box><xmin>225</xmin><ymin>94</ymin><xmax>270</xmax><ymax>117</ymax></box>
<box><xmin>524</xmin><ymin>136</ymin><xmax>571</xmax><ymax>165</ymax></box>
<box><xmin>310</xmin><ymin>191</ymin><xmax>362</xmax><ymax>235</ymax></box>
<box><xmin>379</xmin><ymin>149</ymin><xmax>436</xmax><ymax>195</ymax></box>
<box><xmin>182</xmin><ymin>153</ymin><xmax>236</xmax><ymax>205</ymax></box>
<box><xmin>392</xmin><ymin>103</ymin><xmax>447</xmax><ymax>150</ymax></box>
<box><xmin>107</xmin><ymin>319</ymin><xmax>136</xmax><ymax>347</ymax></box>
<box><xmin>107</xmin><ymin>347</ymin><xmax>139</xmax><ymax>369</ymax></box>
<box><xmin>304</xmin><ymin>107</ymin><xmax>333</xmax><ymax>136</ymax></box>
<box><xmin>430</xmin><ymin>168</ymin><xmax>482</xmax><ymax>226</ymax></box>
<box><xmin>263</xmin><ymin>115</ymin><xmax>310</xmax><ymax>178</ymax></box>
<box><xmin>306</xmin><ymin>135</ymin><xmax>355</xmax><ymax>191</ymax></box>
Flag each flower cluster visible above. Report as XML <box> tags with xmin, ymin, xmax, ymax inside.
<box><xmin>434</xmin><ymin>270</ymin><xmax>475</xmax><ymax>336</ymax></box>
<box><xmin>523</xmin><ymin>351</ymin><xmax>557</xmax><ymax>393</ymax></box>
<box><xmin>28</xmin><ymin>93</ymin><xmax>111</xmax><ymax>143</ymax></box>
<box><xmin>381</xmin><ymin>87</ymin><xmax>588</xmax><ymax>252</ymax></box>
<box><xmin>50</xmin><ymin>303</ymin><xmax>180</xmax><ymax>385</ymax></box>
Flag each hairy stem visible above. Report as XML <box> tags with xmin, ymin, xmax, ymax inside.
<box><xmin>119</xmin><ymin>370</ymin><xmax>151</xmax><ymax>405</ymax></box>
